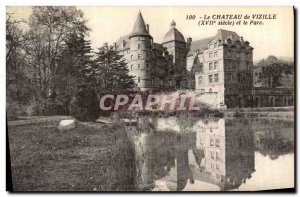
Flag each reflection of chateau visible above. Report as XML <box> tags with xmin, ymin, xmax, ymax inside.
<box><xmin>191</xmin><ymin>118</ymin><xmax>255</xmax><ymax>190</ymax></box>
<box><xmin>114</xmin><ymin>11</ymin><xmax>294</xmax><ymax>108</ymax></box>
<box><xmin>124</xmin><ymin>117</ymin><xmax>255</xmax><ymax>191</ymax></box>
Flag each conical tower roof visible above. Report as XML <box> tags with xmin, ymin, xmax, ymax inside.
<box><xmin>129</xmin><ymin>11</ymin><xmax>152</xmax><ymax>38</ymax></box>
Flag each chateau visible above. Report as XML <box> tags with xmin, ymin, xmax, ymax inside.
<box><xmin>114</xmin><ymin>11</ymin><xmax>293</xmax><ymax>108</ymax></box>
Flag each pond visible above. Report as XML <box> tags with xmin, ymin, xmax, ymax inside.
<box><xmin>122</xmin><ymin>116</ymin><xmax>294</xmax><ymax>191</ymax></box>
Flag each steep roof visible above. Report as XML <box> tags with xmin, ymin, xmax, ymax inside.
<box><xmin>163</xmin><ymin>20</ymin><xmax>185</xmax><ymax>43</ymax></box>
<box><xmin>129</xmin><ymin>11</ymin><xmax>151</xmax><ymax>38</ymax></box>
<box><xmin>188</xmin><ymin>29</ymin><xmax>241</xmax><ymax>56</ymax></box>
<box><xmin>115</xmin><ymin>35</ymin><xmax>130</xmax><ymax>50</ymax></box>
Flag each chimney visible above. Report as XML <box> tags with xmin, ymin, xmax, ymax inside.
<box><xmin>226</xmin><ymin>37</ymin><xmax>232</xmax><ymax>44</ymax></box>
<box><xmin>113</xmin><ymin>42</ymin><xmax>117</xmax><ymax>50</ymax></box>
<box><xmin>186</xmin><ymin>37</ymin><xmax>192</xmax><ymax>52</ymax></box>
<box><xmin>146</xmin><ymin>24</ymin><xmax>149</xmax><ymax>33</ymax></box>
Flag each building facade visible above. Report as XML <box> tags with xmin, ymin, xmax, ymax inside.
<box><xmin>114</xmin><ymin>11</ymin><xmax>190</xmax><ymax>91</ymax></box>
<box><xmin>114</xmin><ymin>11</ymin><xmax>294</xmax><ymax>108</ymax></box>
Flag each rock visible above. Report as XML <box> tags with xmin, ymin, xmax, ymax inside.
<box><xmin>58</xmin><ymin>119</ymin><xmax>76</xmax><ymax>131</ymax></box>
<box><xmin>95</xmin><ymin>117</ymin><xmax>112</xmax><ymax>124</ymax></box>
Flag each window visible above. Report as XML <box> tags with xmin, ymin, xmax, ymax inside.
<box><xmin>200</xmin><ymin>139</ymin><xmax>203</xmax><ymax>145</ymax></box>
<box><xmin>131</xmin><ymin>55</ymin><xmax>133</xmax><ymax>60</ymax></box>
<box><xmin>228</xmin><ymin>73</ymin><xmax>232</xmax><ymax>82</ymax></box>
<box><xmin>214</xmin><ymin>62</ymin><xmax>218</xmax><ymax>69</ymax></box>
<box><xmin>138</xmin><ymin>44</ymin><xmax>141</xmax><ymax>49</ymax></box>
<box><xmin>151</xmin><ymin>78</ymin><xmax>154</xmax><ymax>86</ymax></box>
<box><xmin>214</xmin><ymin>74</ymin><xmax>219</xmax><ymax>82</ymax></box>
<box><xmin>211</xmin><ymin>151</ymin><xmax>214</xmax><ymax>159</ymax></box>
<box><xmin>200</xmin><ymin>89</ymin><xmax>205</xmax><ymax>94</ymax></box>
<box><xmin>145</xmin><ymin>64</ymin><xmax>148</xmax><ymax>70</ymax></box>
<box><xmin>209</xmin><ymin>44</ymin><xmax>213</xmax><ymax>49</ymax></box>
<box><xmin>214</xmin><ymin>42</ymin><xmax>217</xmax><ymax>48</ymax></box>
<box><xmin>130</xmin><ymin>65</ymin><xmax>133</xmax><ymax>71</ymax></box>
<box><xmin>211</xmin><ymin>163</ymin><xmax>214</xmax><ymax>169</ymax></box>
<box><xmin>198</xmin><ymin>76</ymin><xmax>203</xmax><ymax>85</ymax></box>
<box><xmin>138</xmin><ymin>54</ymin><xmax>141</xmax><ymax>59</ymax></box>
<box><xmin>209</xmin><ymin>88</ymin><xmax>213</xmax><ymax>93</ymax></box>
<box><xmin>209</xmin><ymin>53</ymin><xmax>212</xmax><ymax>59</ymax></box>
<box><xmin>216</xmin><ymin>163</ymin><xmax>220</xmax><ymax>170</ymax></box>
<box><xmin>216</xmin><ymin>152</ymin><xmax>220</xmax><ymax>160</ymax></box>
<box><xmin>214</xmin><ymin>51</ymin><xmax>218</xmax><ymax>57</ymax></box>
<box><xmin>209</xmin><ymin>75</ymin><xmax>213</xmax><ymax>83</ymax></box>
<box><xmin>138</xmin><ymin>77</ymin><xmax>141</xmax><ymax>83</ymax></box>
<box><xmin>210</xmin><ymin>138</ymin><xmax>214</xmax><ymax>146</ymax></box>
<box><xmin>209</xmin><ymin>63</ymin><xmax>213</xmax><ymax>70</ymax></box>
<box><xmin>215</xmin><ymin>139</ymin><xmax>220</xmax><ymax>147</ymax></box>
<box><xmin>138</xmin><ymin>64</ymin><xmax>141</xmax><ymax>69</ymax></box>
<box><xmin>237</xmin><ymin>73</ymin><xmax>241</xmax><ymax>83</ymax></box>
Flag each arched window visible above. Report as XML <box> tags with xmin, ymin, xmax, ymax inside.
<box><xmin>209</xmin><ymin>88</ymin><xmax>213</xmax><ymax>93</ymax></box>
<box><xmin>198</xmin><ymin>76</ymin><xmax>202</xmax><ymax>85</ymax></box>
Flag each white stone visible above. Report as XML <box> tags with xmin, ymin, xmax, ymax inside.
<box><xmin>58</xmin><ymin>119</ymin><xmax>75</xmax><ymax>131</ymax></box>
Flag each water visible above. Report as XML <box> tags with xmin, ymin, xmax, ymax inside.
<box><xmin>122</xmin><ymin>116</ymin><xmax>294</xmax><ymax>191</ymax></box>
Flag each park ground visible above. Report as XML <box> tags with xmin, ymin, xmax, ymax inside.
<box><xmin>7</xmin><ymin>116</ymin><xmax>135</xmax><ymax>191</ymax></box>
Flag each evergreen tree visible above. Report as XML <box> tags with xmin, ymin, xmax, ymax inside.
<box><xmin>93</xmin><ymin>44</ymin><xmax>135</xmax><ymax>93</ymax></box>
<box><xmin>56</xmin><ymin>33</ymin><xmax>98</xmax><ymax>121</ymax></box>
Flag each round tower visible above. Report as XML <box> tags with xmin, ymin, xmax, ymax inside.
<box><xmin>162</xmin><ymin>20</ymin><xmax>187</xmax><ymax>89</ymax></box>
<box><xmin>129</xmin><ymin>11</ymin><xmax>153</xmax><ymax>91</ymax></box>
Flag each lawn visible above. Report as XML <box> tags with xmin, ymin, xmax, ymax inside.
<box><xmin>7</xmin><ymin>116</ymin><xmax>135</xmax><ymax>191</ymax></box>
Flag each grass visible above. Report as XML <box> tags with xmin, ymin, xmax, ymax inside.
<box><xmin>8</xmin><ymin>116</ymin><xmax>135</xmax><ymax>191</ymax></box>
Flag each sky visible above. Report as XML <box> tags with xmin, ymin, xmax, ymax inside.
<box><xmin>7</xmin><ymin>6</ymin><xmax>294</xmax><ymax>61</ymax></box>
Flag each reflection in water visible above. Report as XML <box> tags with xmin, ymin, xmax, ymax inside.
<box><xmin>123</xmin><ymin>116</ymin><xmax>294</xmax><ymax>191</ymax></box>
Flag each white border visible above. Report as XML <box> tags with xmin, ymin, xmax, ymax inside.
<box><xmin>1</xmin><ymin>0</ymin><xmax>299</xmax><ymax>197</ymax></box>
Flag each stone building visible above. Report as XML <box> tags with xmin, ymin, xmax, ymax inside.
<box><xmin>114</xmin><ymin>11</ymin><xmax>293</xmax><ymax>108</ymax></box>
<box><xmin>187</xmin><ymin>29</ymin><xmax>254</xmax><ymax>108</ymax></box>
<box><xmin>114</xmin><ymin>11</ymin><xmax>190</xmax><ymax>91</ymax></box>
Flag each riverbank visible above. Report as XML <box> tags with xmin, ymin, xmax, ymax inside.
<box><xmin>223</xmin><ymin>106</ymin><xmax>294</xmax><ymax>119</ymax></box>
<box><xmin>7</xmin><ymin>116</ymin><xmax>134</xmax><ymax>191</ymax></box>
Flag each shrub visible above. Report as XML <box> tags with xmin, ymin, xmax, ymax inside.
<box><xmin>69</xmin><ymin>88</ymin><xmax>99</xmax><ymax>122</ymax></box>
<box><xmin>6</xmin><ymin>101</ymin><xmax>27</xmax><ymax>120</ymax></box>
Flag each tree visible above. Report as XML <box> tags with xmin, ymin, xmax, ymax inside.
<box><xmin>6</xmin><ymin>12</ymin><xmax>33</xmax><ymax>119</ymax></box>
<box><xmin>56</xmin><ymin>33</ymin><xmax>97</xmax><ymax>118</ymax></box>
<box><xmin>55</xmin><ymin>33</ymin><xmax>94</xmax><ymax>111</ymax></box>
<box><xmin>93</xmin><ymin>43</ymin><xmax>135</xmax><ymax>93</ymax></box>
<box><xmin>256</xmin><ymin>55</ymin><xmax>294</xmax><ymax>88</ymax></box>
<box><xmin>25</xmin><ymin>6</ymin><xmax>89</xmax><ymax>113</ymax></box>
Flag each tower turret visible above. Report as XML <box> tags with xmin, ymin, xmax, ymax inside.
<box><xmin>129</xmin><ymin>11</ymin><xmax>153</xmax><ymax>91</ymax></box>
<box><xmin>162</xmin><ymin>20</ymin><xmax>187</xmax><ymax>89</ymax></box>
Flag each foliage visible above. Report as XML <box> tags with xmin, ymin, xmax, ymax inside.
<box><xmin>256</xmin><ymin>55</ymin><xmax>294</xmax><ymax>88</ymax></box>
<box><xmin>24</xmin><ymin>6</ymin><xmax>90</xmax><ymax>113</ymax></box>
<box><xmin>93</xmin><ymin>44</ymin><xmax>135</xmax><ymax>93</ymax></box>
<box><xmin>69</xmin><ymin>86</ymin><xmax>99</xmax><ymax>122</ymax></box>
<box><xmin>7</xmin><ymin>7</ymin><xmax>135</xmax><ymax>119</ymax></box>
